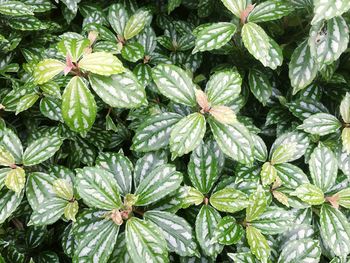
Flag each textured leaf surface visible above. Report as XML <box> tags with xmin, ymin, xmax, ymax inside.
<box><xmin>29</xmin><ymin>197</ymin><xmax>68</xmax><ymax>225</ymax></box>
<box><xmin>79</xmin><ymin>52</ymin><xmax>124</xmax><ymax>76</ymax></box>
<box><xmin>221</xmin><ymin>0</ymin><xmax>247</xmax><ymax>17</ymax></box>
<box><xmin>246</xmin><ymin>226</ymin><xmax>270</xmax><ymax>263</ymax></box>
<box><xmin>212</xmin><ymin>216</ymin><xmax>243</xmax><ymax>245</ymax></box>
<box><xmin>0</xmin><ymin>1</ymin><xmax>34</xmax><ymax>16</ymax></box>
<box><xmin>246</xmin><ymin>185</ymin><xmax>267</xmax><ymax>221</ymax></box>
<box><xmin>278</xmin><ymin>238</ymin><xmax>321</xmax><ymax>263</ymax></box>
<box><xmin>34</xmin><ymin>59</ymin><xmax>65</xmax><ymax>84</ymax></box>
<box><xmin>311</xmin><ymin>0</ymin><xmax>350</xmax><ymax>25</ymax></box>
<box><xmin>248</xmin><ymin>69</ymin><xmax>272</xmax><ymax>106</ymax></box>
<box><xmin>248</xmin><ymin>0</ymin><xmax>294</xmax><ymax>23</ymax></box>
<box><xmin>298</xmin><ymin>113</ymin><xmax>341</xmax><ymax>136</ymax></box>
<box><xmin>291</xmin><ymin>183</ymin><xmax>324</xmax><ymax>205</ymax></box>
<box><xmin>0</xmin><ymin>188</ymin><xmax>24</xmax><ymax>223</ymax></box>
<box><xmin>124</xmin><ymin>9</ymin><xmax>151</xmax><ymax>40</ymax></box>
<box><xmin>210</xmin><ymin>188</ymin><xmax>249</xmax><ymax>213</ymax></box>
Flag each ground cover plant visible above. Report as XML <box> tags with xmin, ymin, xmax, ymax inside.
<box><xmin>0</xmin><ymin>0</ymin><xmax>350</xmax><ymax>262</ymax></box>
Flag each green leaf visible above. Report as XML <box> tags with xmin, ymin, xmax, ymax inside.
<box><xmin>64</xmin><ymin>200</ymin><xmax>79</xmax><ymax>222</ymax></box>
<box><xmin>275</xmin><ymin>163</ymin><xmax>309</xmax><ymax>189</ymax></box>
<box><xmin>29</xmin><ymin>197</ymin><xmax>68</xmax><ymax>225</ymax></box>
<box><xmin>132</xmin><ymin>112</ymin><xmax>182</xmax><ymax>152</ymax></box>
<box><xmin>298</xmin><ymin>113</ymin><xmax>341</xmax><ymax>136</ymax></box>
<box><xmin>23</xmin><ymin>136</ymin><xmax>63</xmax><ymax>166</ymax></box>
<box><xmin>228</xmin><ymin>252</ymin><xmax>259</xmax><ymax>263</ymax></box>
<box><xmin>309</xmin><ymin>144</ymin><xmax>337</xmax><ymax>192</ymax></box>
<box><xmin>15</xmin><ymin>93</ymin><xmax>39</xmax><ymax>115</ymax></box>
<box><xmin>74</xmin><ymin>217</ymin><xmax>120</xmax><ymax>263</ymax></box>
<box><xmin>188</xmin><ymin>141</ymin><xmax>218</xmax><ymax>194</ymax></box>
<box><xmin>337</xmin><ymin>188</ymin><xmax>350</xmax><ymax>208</ymax></box>
<box><xmin>205</xmin><ymin>69</ymin><xmax>242</xmax><ymax>106</ymax></box>
<box><xmin>1</xmin><ymin>128</ymin><xmax>23</xmax><ymax>164</ymax></box>
<box><xmin>39</xmin><ymin>97</ymin><xmax>63</xmax><ymax>121</ymax></box>
<box><xmin>5</xmin><ymin>167</ymin><xmax>25</xmax><ymax>193</ymax></box>
<box><xmin>320</xmin><ymin>204</ymin><xmax>350</xmax><ymax>256</ymax></box>
<box><xmin>278</xmin><ymin>238</ymin><xmax>321</xmax><ymax>263</ymax></box>
<box><xmin>78</xmin><ymin>52</ymin><xmax>124</xmax><ymax>76</ymax></box>
<box><xmin>250</xmin><ymin>207</ymin><xmax>294</xmax><ymax>234</ymax></box>
<box><xmin>208</xmin><ymin>119</ymin><xmax>254</xmax><ymax>164</ymax></box>
<box><xmin>311</xmin><ymin>0</ymin><xmax>350</xmax><ymax>25</ymax></box>
<box><xmin>8</xmin><ymin>15</ymin><xmax>48</xmax><ymax>31</ymax></box>
<box><xmin>76</xmin><ymin>167</ymin><xmax>122</xmax><ymax>210</ymax></box>
<box><xmin>96</xmin><ymin>152</ymin><xmax>133</xmax><ymax>196</ymax></box>
<box><xmin>40</xmin><ymin>82</ymin><xmax>61</xmax><ymax>99</ymax></box>
<box><xmin>221</xmin><ymin>0</ymin><xmax>247</xmax><ymax>17</ymax></box>
<box><xmin>152</xmin><ymin>64</ymin><xmax>197</xmax><ymax>106</ymax></box>
<box><xmin>135</xmin><ymin>164</ymin><xmax>183</xmax><ymax>206</ymax></box>
<box><xmin>309</xmin><ymin>16</ymin><xmax>349</xmax><ymax>66</ymax></box>
<box><xmin>53</xmin><ymin>179</ymin><xmax>74</xmax><ymax>200</ymax></box>
<box><xmin>0</xmin><ymin>145</ymin><xmax>15</xmax><ymax>166</ymax></box>
<box><xmin>192</xmin><ymin>22</ymin><xmax>237</xmax><ymax>53</ymax></box>
<box><xmin>144</xmin><ymin>210</ymin><xmax>199</xmax><ymax>257</ymax></box>
<box><xmin>0</xmin><ymin>1</ymin><xmax>34</xmax><ymax>16</ymax></box>
<box><xmin>248</xmin><ymin>69</ymin><xmax>272</xmax><ymax>106</ymax></box>
<box><xmin>340</xmin><ymin>92</ymin><xmax>350</xmax><ymax>123</ymax></box>
<box><xmin>168</xmin><ymin>0</ymin><xmax>182</xmax><ymax>14</ymax></box>
<box><xmin>252</xmin><ymin>134</ymin><xmax>268</xmax><ymax>162</ymax></box>
<box><xmin>181</xmin><ymin>186</ymin><xmax>204</xmax><ymax>208</ymax></box>
<box><xmin>121</xmin><ymin>42</ymin><xmax>144</xmax><ymax>62</ymax></box>
<box><xmin>170</xmin><ymin>113</ymin><xmax>206</xmax><ymax>159</ymax></box>
<box><xmin>212</xmin><ymin>216</ymin><xmax>244</xmax><ymax>245</ymax></box>
<box><xmin>289</xmin><ymin>40</ymin><xmax>318</xmax><ymax>94</ymax></box>
<box><xmin>34</xmin><ymin>59</ymin><xmax>65</xmax><ymax>84</ymax></box>
<box><xmin>88</xmin><ymin>70</ymin><xmax>146</xmax><ymax>108</ymax></box>
<box><xmin>291</xmin><ymin>183</ymin><xmax>324</xmax><ymax>205</ymax></box>
<box><xmin>57</xmin><ymin>38</ymin><xmax>90</xmax><ymax>62</ymax></box>
<box><xmin>62</xmin><ymin>76</ymin><xmax>97</xmax><ymax>132</ymax></box>
<box><xmin>260</xmin><ymin>162</ymin><xmax>277</xmax><ymax>186</ymax></box>
<box><xmin>246</xmin><ymin>226</ymin><xmax>270</xmax><ymax>263</ymax></box>
<box><xmin>124</xmin><ymin>9</ymin><xmax>151</xmax><ymax>40</ymax></box>
<box><xmin>0</xmin><ymin>188</ymin><xmax>24</xmax><ymax>223</ymax></box>
<box><xmin>242</xmin><ymin>22</ymin><xmax>283</xmax><ymax>69</ymax></box>
<box><xmin>210</xmin><ymin>188</ymin><xmax>249</xmax><ymax>213</ymax></box>
<box><xmin>108</xmin><ymin>3</ymin><xmax>128</xmax><ymax>37</ymax></box>
<box><xmin>246</xmin><ymin>185</ymin><xmax>267</xmax><ymax>221</ymax></box>
<box><xmin>126</xmin><ymin>217</ymin><xmax>169</xmax><ymax>263</ymax></box>
<box><xmin>248</xmin><ymin>0</ymin><xmax>294</xmax><ymax>23</ymax></box>
<box><xmin>195</xmin><ymin>205</ymin><xmax>223</xmax><ymax>257</ymax></box>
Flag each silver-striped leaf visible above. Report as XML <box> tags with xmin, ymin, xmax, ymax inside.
<box><xmin>246</xmin><ymin>226</ymin><xmax>270</xmax><ymax>263</ymax></box>
<box><xmin>123</xmin><ymin>9</ymin><xmax>151</xmax><ymax>40</ymax></box>
<box><xmin>28</xmin><ymin>197</ymin><xmax>68</xmax><ymax>225</ymax></box>
<box><xmin>0</xmin><ymin>187</ymin><xmax>24</xmax><ymax>223</ymax></box>
<box><xmin>311</xmin><ymin>0</ymin><xmax>350</xmax><ymax>25</ymax></box>
<box><xmin>298</xmin><ymin>113</ymin><xmax>341</xmax><ymax>136</ymax></box>
<box><xmin>210</xmin><ymin>188</ymin><xmax>249</xmax><ymax>213</ymax></box>
<box><xmin>212</xmin><ymin>216</ymin><xmax>244</xmax><ymax>245</ymax></box>
<box><xmin>246</xmin><ymin>185</ymin><xmax>267</xmax><ymax>222</ymax></box>
<box><xmin>248</xmin><ymin>69</ymin><xmax>272</xmax><ymax>106</ymax></box>
<box><xmin>291</xmin><ymin>183</ymin><xmax>324</xmax><ymax>205</ymax></box>
<box><xmin>278</xmin><ymin>238</ymin><xmax>321</xmax><ymax>263</ymax></box>
<box><xmin>248</xmin><ymin>0</ymin><xmax>294</xmax><ymax>23</ymax></box>
<box><xmin>108</xmin><ymin>3</ymin><xmax>128</xmax><ymax>37</ymax></box>
<box><xmin>220</xmin><ymin>0</ymin><xmax>247</xmax><ymax>18</ymax></box>
<box><xmin>275</xmin><ymin>163</ymin><xmax>309</xmax><ymax>189</ymax></box>
<box><xmin>1</xmin><ymin>128</ymin><xmax>23</xmax><ymax>164</ymax></box>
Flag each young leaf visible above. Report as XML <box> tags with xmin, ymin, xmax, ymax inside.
<box><xmin>121</xmin><ymin>42</ymin><xmax>145</xmax><ymax>62</ymax></box>
<box><xmin>62</xmin><ymin>76</ymin><xmax>97</xmax><ymax>132</ymax></box>
<box><xmin>29</xmin><ymin>197</ymin><xmax>68</xmax><ymax>225</ymax></box>
<box><xmin>23</xmin><ymin>136</ymin><xmax>63</xmax><ymax>166</ymax></box>
<box><xmin>337</xmin><ymin>188</ymin><xmax>350</xmax><ymax>208</ymax></box>
<box><xmin>170</xmin><ymin>113</ymin><xmax>206</xmax><ymax>159</ymax></box>
<box><xmin>34</xmin><ymin>59</ymin><xmax>65</xmax><ymax>84</ymax></box>
<box><xmin>260</xmin><ymin>162</ymin><xmax>277</xmax><ymax>186</ymax></box>
<box><xmin>1</xmin><ymin>128</ymin><xmax>23</xmax><ymax>164</ymax></box>
<box><xmin>212</xmin><ymin>216</ymin><xmax>244</xmax><ymax>245</ymax></box>
<box><xmin>246</xmin><ymin>226</ymin><xmax>270</xmax><ymax>263</ymax></box>
<box><xmin>144</xmin><ymin>210</ymin><xmax>199</xmax><ymax>257</ymax></box>
<box><xmin>78</xmin><ymin>52</ymin><xmax>124</xmax><ymax>76</ymax></box>
<box><xmin>88</xmin><ymin>69</ymin><xmax>146</xmax><ymax>108</ymax></box>
<box><xmin>76</xmin><ymin>167</ymin><xmax>122</xmax><ymax>210</ymax></box>
<box><xmin>152</xmin><ymin>64</ymin><xmax>197</xmax><ymax>106</ymax></box>
<box><xmin>57</xmin><ymin>38</ymin><xmax>90</xmax><ymax>62</ymax></box>
<box><xmin>210</xmin><ymin>188</ymin><xmax>249</xmax><ymax>213</ymax></box>
<box><xmin>311</xmin><ymin>0</ymin><xmax>350</xmax><ymax>25</ymax></box>
<box><xmin>340</xmin><ymin>92</ymin><xmax>350</xmax><ymax>123</ymax></box>
<box><xmin>291</xmin><ymin>183</ymin><xmax>325</xmax><ymax>205</ymax></box>
<box><xmin>248</xmin><ymin>0</ymin><xmax>294</xmax><ymax>23</ymax></box>
<box><xmin>298</xmin><ymin>113</ymin><xmax>341</xmax><ymax>136</ymax></box>
<box><xmin>195</xmin><ymin>205</ymin><xmax>223</xmax><ymax>257</ymax></box>
<box><xmin>134</xmin><ymin>164</ymin><xmax>183</xmax><ymax>206</ymax></box>
<box><xmin>275</xmin><ymin>163</ymin><xmax>309</xmax><ymax>189</ymax></box>
<box><xmin>124</xmin><ymin>9</ymin><xmax>151</xmax><ymax>40</ymax></box>
<box><xmin>246</xmin><ymin>185</ymin><xmax>267</xmax><ymax>222</ymax></box>
<box><xmin>289</xmin><ymin>40</ymin><xmax>318</xmax><ymax>94</ymax></box>
<box><xmin>5</xmin><ymin>167</ymin><xmax>25</xmax><ymax>193</ymax></box>
<box><xmin>126</xmin><ymin>217</ymin><xmax>169</xmax><ymax>263</ymax></box>
<box><xmin>192</xmin><ymin>22</ymin><xmax>237</xmax><ymax>53</ymax></box>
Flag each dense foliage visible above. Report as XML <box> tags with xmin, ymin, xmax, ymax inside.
<box><xmin>1</xmin><ymin>0</ymin><xmax>350</xmax><ymax>262</ymax></box>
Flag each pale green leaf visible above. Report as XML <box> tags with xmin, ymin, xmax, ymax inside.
<box><xmin>246</xmin><ymin>226</ymin><xmax>270</xmax><ymax>263</ymax></box>
<box><xmin>210</xmin><ymin>188</ymin><xmax>249</xmax><ymax>213</ymax></box>
<box><xmin>221</xmin><ymin>0</ymin><xmax>247</xmax><ymax>17</ymax></box>
<box><xmin>246</xmin><ymin>185</ymin><xmax>267</xmax><ymax>221</ymax></box>
<box><xmin>212</xmin><ymin>216</ymin><xmax>244</xmax><ymax>245</ymax></box>
<box><xmin>5</xmin><ymin>167</ymin><xmax>25</xmax><ymax>193</ymax></box>
<box><xmin>57</xmin><ymin>38</ymin><xmax>90</xmax><ymax>62</ymax></box>
<box><xmin>291</xmin><ymin>183</ymin><xmax>325</xmax><ymax>205</ymax></box>
<box><xmin>0</xmin><ymin>145</ymin><xmax>15</xmax><ymax>166</ymax></box>
<box><xmin>108</xmin><ymin>3</ymin><xmax>128</xmax><ymax>37</ymax></box>
<box><xmin>298</xmin><ymin>113</ymin><xmax>342</xmax><ymax>136</ymax></box>
<box><xmin>124</xmin><ymin>9</ymin><xmax>151</xmax><ymax>40</ymax></box>
<box><xmin>260</xmin><ymin>162</ymin><xmax>277</xmax><ymax>186</ymax></box>
<box><xmin>34</xmin><ymin>59</ymin><xmax>65</xmax><ymax>85</ymax></box>
<box><xmin>78</xmin><ymin>52</ymin><xmax>124</xmax><ymax>75</ymax></box>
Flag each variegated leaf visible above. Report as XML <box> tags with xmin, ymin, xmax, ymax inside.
<box><xmin>28</xmin><ymin>197</ymin><xmax>68</xmax><ymax>225</ymax></box>
<box><xmin>5</xmin><ymin>167</ymin><xmax>25</xmax><ymax>193</ymax></box>
<box><xmin>246</xmin><ymin>226</ymin><xmax>270</xmax><ymax>263</ymax></box>
<box><xmin>57</xmin><ymin>38</ymin><xmax>90</xmax><ymax>62</ymax></box>
<box><xmin>340</xmin><ymin>92</ymin><xmax>350</xmax><ymax>123</ymax></box>
<box><xmin>210</xmin><ymin>188</ymin><xmax>249</xmax><ymax>213</ymax></box>
<box><xmin>311</xmin><ymin>0</ymin><xmax>350</xmax><ymax>25</ymax></box>
<box><xmin>278</xmin><ymin>238</ymin><xmax>321</xmax><ymax>263</ymax></box>
<box><xmin>221</xmin><ymin>0</ymin><xmax>247</xmax><ymax>17</ymax></box>
<box><xmin>34</xmin><ymin>59</ymin><xmax>65</xmax><ymax>85</ymax></box>
<box><xmin>0</xmin><ymin>1</ymin><xmax>34</xmax><ymax>16</ymax></box>
<box><xmin>246</xmin><ymin>185</ymin><xmax>267</xmax><ymax>221</ymax></box>
<box><xmin>298</xmin><ymin>113</ymin><xmax>341</xmax><ymax>136</ymax></box>
<box><xmin>0</xmin><ymin>188</ymin><xmax>24</xmax><ymax>223</ymax></box>
<box><xmin>124</xmin><ymin>9</ymin><xmax>151</xmax><ymax>40</ymax></box>
<box><xmin>78</xmin><ymin>52</ymin><xmax>124</xmax><ymax>75</ymax></box>
<box><xmin>248</xmin><ymin>69</ymin><xmax>272</xmax><ymax>106</ymax></box>
<box><xmin>1</xmin><ymin>128</ymin><xmax>23</xmax><ymax>164</ymax></box>
<box><xmin>291</xmin><ymin>183</ymin><xmax>324</xmax><ymax>205</ymax></box>
<box><xmin>15</xmin><ymin>93</ymin><xmax>39</xmax><ymax>115</ymax></box>
<box><xmin>212</xmin><ymin>216</ymin><xmax>244</xmax><ymax>245</ymax></box>
<box><xmin>275</xmin><ymin>163</ymin><xmax>309</xmax><ymax>189</ymax></box>
<box><xmin>260</xmin><ymin>162</ymin><xmax>277</xmax><ymax>186</ymax></box>
<box><xmin>0</xmin><ymin>145</ymin><xmax>15</xmax><ymax>166</ymax></box>
<box><xmin>248</xmin><ymin>0</ymin><xmax>294</xmax><ymax>23</ymax></box>
<box><xmin>108</xmin><ymin>3</ymin><xmax>128</xmax><ymax>37</ymax></box>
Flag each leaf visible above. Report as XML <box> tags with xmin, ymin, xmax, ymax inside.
<box><xmin>242</xmin><ymin>22</ymin><xmax>283</xmax><ymax>69</ymax></box>
<box><xmin>15</xmin><ymin>93</ymin><xmax>39</xmax><ymax>115</ymax></box>
<box><xmin>126</xmin><ymin>217</ymin><xmax>169</xmax><ymax>263</ymax></box>
<box><xmin>309</xmin><ymin>144</ymin><xmax>337</xmax><ymax>192</ymax></box>
<box><xmin>246</xmin><ymin>226</ymin><xmax>270</xmax><ymax>263</ymax></box>
<box><xmin>289</xmin><ymin>40</ymin><xmax>318</xmax><ymax>94</ymax></box>
<box><xmin>39</xmin><ymin>97</ymin><xmax>63</xmax><ymax>122</ymax></box>
<box><xmin>57</xmin><ymin>38</ymin><xmax>90</xmax><ymax>63</ymax></box>
<box><xmin>260</xmin><ymin>162</ymin><xmax>277</xmax><ymax>186</ymax></box>
<box><xmin>89</xmin><ymin>70</ymin><xmax>146</xmax><ymax>108</ymax></box>
<box><xmin>74</xmin><ymin>218</ymin><xmax>119</xmax><ymax>263</ymax></box>
<box><xmin>181</xmin><ymin>186</ymin><xmax>204</xmax><ymax>208</ymax></box>
<box><xmin>342</xmin><ymin>127</ymin><xmax>350</xmax><ymax>154</ymax></box>
<box><xmin>340</xmin><ymin>92</ymin><xmax>350</xmax><ymax>123</ymax></box>
<box><xmin>132</xmin><ymin>112</ymin><xmax>182</xmax><ymax>152</ymax></box>
<box><xmin>195</xmin><ymin>205</ymin><xmax>223</xmax><ymax>257</ymax></box>
<box><xmin>29</xmin><ymin>197</ymin><xmax>68</xmax><ymax>225</ymax></box>
<box><xmin>34</xmin><ymin>59</ymin><xmax>65</xmax><ymax>84</ymax></box>
<box><xmin>278</xmin><ymin>238</ymin><xmax>321</xmax><ymax>263</ymax></box>
<box><xmin>311</xmin><ymin>0</ymin><xmax>350</xmax><ymax>25</ymax></box>
<box><xmin>108</xmin><ymin>3</ymin><xmax>128</xmax><ymax>37</ymax></box>
<box><xmin>95</xmin><ymin>152</ymin><xmax>133</xmax><ymax>196</ymax></box>
<box><xmin>76</xmin><ymin>167</ymin><xmax>122</xmax><ymax>210</ymax></box>
<box><xmin>152</xmin><ymin>64</ymin><xmax>197</xmax><ymax>106</ymax></box>
<box><xmin>0</xmin><ymin>188</ymin><xmax>24</xmax><ymax>223</ymax></box>
<box><xmin>248</xmin><ymin>69</ymin><xmax>272</xmax><ymax>106</ymax></box>
<box><xmin>121</xmin><ymin>42</ymin><xmax>145</xmax><ymax>62</ymax></box>
<box><xmin>251</xmin><ymin>134</ymin><xmax>268</xmax><ymax>162</ymax></box>
<box><xmin>64</xmin><ymin>201</ymin><xmax>79</xmax><ymax>222</ymax></box>
<box><xmin>212</xmin><ymin>216</ymin><xmax>244</xmax><ymax>245</ymax></box>
<box><xmin>246</xmin><ymin>185</ymin><xmax>267</xmax><ymax>221</ymax></box>
<box><xmin>309</xmin><ymin>16</ymin><xmax>349</xmax><ymax>66</ymax></box>
<box><xmin>78</xmin><ymin>52</ymin><xmax>124</xmax><ymax>76</ymax></box>
<box><xmin>5</xmin><ymin>167</ymin><xmax>25</xmax><ymax>194</ymax></box>
<box><xmin>22</xmin><ymin>136</ymin><xmax>63</xmax><ymax>166</ymax></box>
<box><xmin>124</xmin><ymin>9</ymin><xmax>151</xmax><ymax>40</ymax></box>
<box><xmin>0</xmin><ymin>1</ymin><xmax>34</xmax><ymax>16</ymax></box>
<box><xmin>208</xmin><ymin>119</ymin><xmax>254</xmax><ymax>164</ymax></box>
<box><xmin>275</xmin><ymin>163</ymin><xmax>309</xmax><ymax>189</ymax></box>
<box><xmin>53</xmin><ymin>179</ymin><xmax>74</xmax><ymax>200</ymax></box>
<box><xmin>210</xmin><ymin>188</ymin><xmax>249</xmax><ymax>213</ymax></box>
<box><xmin>320</xmin><ymin>204</ymin><xmax>350</xmax><ymax>256</ymax></box>
<box><xmin>62</xmin><ymin>76</ymin><xmax>97</xmax><ymax>132</ymax></box>
<box><xmin>0</xmin><ymin>145</ymin><xmax>15</xmax><ymax>166</ymax></box>
<box><xmin>221</xmin><ymin>0</ymin><xmax>247</xmax><ymax>17</ymax></box>
<box><xmin>248</xmin><ymin>0</ymin><xmax>294</xmax><ymax>23</ymax></box>
<box><xmin>40</xmin><ymin>82</ymin><xmax>61</xmax><ymax>99</ymax></box>
<box><xmin>135</xmin><ymin>164</ymin><xmax>183</xmax><ymax>206</ymax></box>
<box><xmin>144</xmin><ymin>210</ymin><xmax>199</xmax><ymax>257</ymax></box>
<box><xmin>1</xmin><ymin>128</ymin><xmax>23</xmax><ymax>164</ymax></box>
<box><xmin>337</xmin><ymin>188</ymin><xmax>350</xmax><ymax>208</ymax></box>
<box><xmin>168</xmin><ymin>0</ymin><xmax>182</xmax><ymax>14</ymax></box>
<box><xmin>228</xmin><ymin>252</ymin><xmax>259</xmax><ymax>263</ymax></box>
<box><xmin>205</xmin><ymin>69</ymin><xmax>242</xmax><ymax>105</ymax></box>
<box><xmin>209</xmin><ymin>106</ymin><xmax>237</xmax><ymax>125</ymax></box>
<box><xmin>192</xmin><ymin>22</ymin><xmax>237</xmax><ymax>53</ymax></box>
<box><xmin>298</xmin><ymin>113</ymin><xmax>342</xmax><ymax>136</ymax></box>
<box><xmin>291</xmin><ymin>183</ymin><xmax>324</xmax><ymax>205</ymax></box>
<box><xmin>188</xmin><ymin>142</ymin><xmax>218</xmax><ymax>194</ymax></box>
<box><xmin>170</xmin><ymin>113</ymin><xmax>206</xmax><ymax>159</ymax></box>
